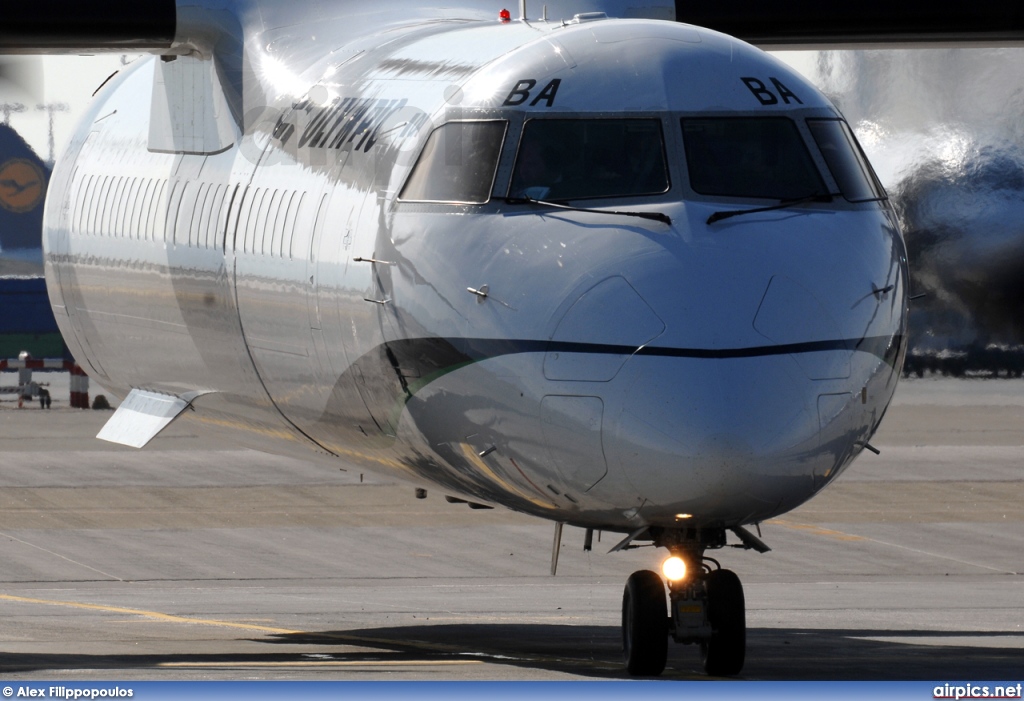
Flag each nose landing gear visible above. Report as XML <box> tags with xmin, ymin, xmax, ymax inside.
<box><xmin>619</xmin><ymin>527</ymin><xmax>754</xmax><ymax>677</ymax></box>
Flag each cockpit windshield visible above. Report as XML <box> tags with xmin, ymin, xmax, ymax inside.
<box><xmin>682</xmin><ymin>118</ymin><xmax>826</xmax><ymax>200</ymax></box>
<box><xmin>508</xmin><ymin>119</ymin><xmax>669</xmax><ymax>202</ymax></box>
<box><xmin>400</xmin><ymin>121</ymin><xmax>507</xmax><ymax>204</ymax></box>
<box><xmin>806</xmin><ymin>119</ymin><xmax>887</xmax><ymax>202</ymax></box>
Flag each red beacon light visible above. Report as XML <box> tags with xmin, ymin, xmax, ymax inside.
<box><xmin>498</xmin><ymin>8</ymin><xmax>511</xmax><ymax>21</ymax></box>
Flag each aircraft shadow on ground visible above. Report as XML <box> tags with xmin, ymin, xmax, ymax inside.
<box><xmin>260</xmin><ymin>622</ymin><xmax>1024</xmax><ymax>679</ymax></box>
<box><xmin>1</xmin><ymin>626</ymin><xmax>1019</xmax><ymax>678</ymax></box>
<box><xmin>264</xmin><ymin>624</ymin><xmax>1024</xmax><ymax>679</ymax></box>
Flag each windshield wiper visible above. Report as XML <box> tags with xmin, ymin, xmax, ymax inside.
<box><xmin>501</xmin><ymin>195</ymin><xmax>672</xmax><ymax>226</ymax></box>
<box><xmin>706</xmin><ymin>193</ymin><xmax>840</xmax><ymax>225</ymax></box>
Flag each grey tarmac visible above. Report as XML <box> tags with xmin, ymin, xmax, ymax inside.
<box><xmin>0</xmin><ymin>375</ymin><xmax>1020</xmax><ymax>680</ymax></box>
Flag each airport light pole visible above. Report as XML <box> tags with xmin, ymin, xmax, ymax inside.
<box><xmin>1</xmin><ymin>102</ymin><xmax>25</xmax><ymax>125</ymax></box>
<box><xmin>35</xmin><ymin>102</ymin><xmax>68</xmax><ymax>164</ymax></box>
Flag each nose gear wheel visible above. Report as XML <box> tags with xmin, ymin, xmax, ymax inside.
<box><xmin>622</xmin><ymin>569</ymin><xmax>669</xmax><ymax>675</ymax></box>
<box><xmin>700</xmin><ymin>568</ymin><xmax>746</xmax><ymax>676</ymax></box>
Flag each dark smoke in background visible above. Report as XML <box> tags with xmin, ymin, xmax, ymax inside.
<box><xmin>781</xmin><ymin>49</ymin><xmax>1024</xmax><ymax>367</ymax></box>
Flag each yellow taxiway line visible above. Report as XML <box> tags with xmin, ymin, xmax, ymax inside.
<box><xmin>0</xmin><ymin>593</ymin><xmax>485</xmax><ymax>665</ymax></box>
<box><xmin>0</xmin><ymin>593</ymin><xmax>300</xmax><ymax>635</ymax></box>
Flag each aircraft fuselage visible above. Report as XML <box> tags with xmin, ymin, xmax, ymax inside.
<box><xmin>43</xmin><ymin>14</ymin><xmax>908</xmax><ymax>535</ymax></box>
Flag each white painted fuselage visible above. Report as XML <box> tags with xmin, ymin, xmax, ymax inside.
<box><xmin>43</xmin><ymin>4</ymin><xmax>908</xmax><ymax>534</ymax></box>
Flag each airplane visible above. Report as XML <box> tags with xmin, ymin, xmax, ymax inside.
<box><xmin>3</xmin><ymin>0</ymin><xmax>1022</xmax><ymax>678</ymax></box>
<box><xmin>0</xmin><ymin>123</ymin><xmax>66</xmax><ymax>360</ymax></box>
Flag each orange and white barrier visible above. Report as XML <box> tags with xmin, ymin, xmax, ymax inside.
<box><xmin>69</xmin><ymin>365</ymin><xmax>90</xmax><ymax>409</ymax></box>
<box><xmin>0</xmin><ymin>358</ymin><xmax>89</xmax><ymax>408</ymax></box>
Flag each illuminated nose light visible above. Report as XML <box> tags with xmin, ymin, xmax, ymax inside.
<box><xmin>662</xmin><ymin>556</ymin><xmax>687</xmax><ymax>582</ymax></box>
<box><xmin>675</xmin><ymin>513</ymin><xmax>692</xmax><ymax>520</ymax></box>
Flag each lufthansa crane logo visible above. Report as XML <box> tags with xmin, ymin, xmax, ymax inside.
<box><xmin>0</xmin><ymin>159</ymin><xmax>46</xmax><ymax>213</ymax></box>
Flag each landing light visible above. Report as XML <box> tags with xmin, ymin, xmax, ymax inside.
<box><xmin>662</xmin><ymin>556</ymin><xmax>687</xmax><ymax>582</ymax></box>
<box><xmin>675</xmin><ymin>513</ymin><xmax>692</xmax><ymax>520</ymax></box>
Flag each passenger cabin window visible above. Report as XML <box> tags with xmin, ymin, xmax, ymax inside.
<box><xmin>806</xmin><ymin>119</ymin><xmax>886</xmax><ymax>202</ymax></box>
<box><xmin>154</xmin><ymin>180</ymin><xmax>169</xmax><ymax>242</ymax></box>
<box><xmin>127</xmin><ymin>178</ymin><xmax>143</xmax><ymax>239</ymax></box>
<box><xmin>99</xmin><ymin>175</ymin><xmax>113</xmax><ymax>235</ymax></box>
<box><xmin>209</xmin><ymin>185</ymin><xmax>230</xmax><ymax>250</ymax></box>
<box><xmin>112</xmin><ymin>177</ymin><xmax>128</xmax><ymax>238</ymax></box>
<box><xmin>208</xmin><ymin>185</ymin><xmax>227</xmax><ymax>249</ymax></box>
<box><xmin>682</xmin><ymin>118</ymin><xmax>825</xmax><ymax>200</ymax></box>
<box><xmin>77</xmin><ymin>175</ymin><xmax>94</xmax><ymax>235</ymax></box>
<box><xmin>190</xmin><ymin>183</ymin><xmax>211</xmax><ymax>247</ymax></box>
<box><xmin>281</xmin><ymin>192</ymin><xmax>301</xmax><ymax>258</ymax></box>
<box><xmin>400</xmin><ymin>121</ymin><xmax>507</xmax><ymax>204</ymax></box>
<box><xmin>509</xmin><ymin>119</ymin><xmax>669</xmax><ymax>201</ymax></box>
<box><xmin>146</xmin><ymin>180</ymin><xmax>163</xmax><ymax>242</ymax></box>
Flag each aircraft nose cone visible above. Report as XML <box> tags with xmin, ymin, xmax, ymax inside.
<box><xmin>603</xmin><ymin>353</ymin><xmax>823</xmax><ymax>526</ymax></box>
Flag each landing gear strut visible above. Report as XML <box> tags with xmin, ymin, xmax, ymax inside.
<box><xmin>619</xmin><ymin>528</ymin><xmax>751</xmax><ymax>677</ymax></box>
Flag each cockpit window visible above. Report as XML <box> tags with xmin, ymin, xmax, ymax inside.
<box><xmin>400</xmin><ymin>121</ymin><xmax>507</xmax><ymax>204</ymax></box>
<box><xmin>806</xmin><ymin>119</ymin><xmax>886</xmax><ymax>202</ymax></box>
<box><xmin>682</xmin><ymin>118</ymin><xmax>826</xmax><ymax>200</ymax></box>
<box><xmin>508</xmin><ymin>119</ymin><xmax>669</xmax><ymax>201</ymax></box>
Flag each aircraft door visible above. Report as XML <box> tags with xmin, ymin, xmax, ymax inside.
<box><xmin>230</xmin><ymin>171</ymin><xmax>332</xmax><ymax>436</ymax></box>
<box><xmin>306</xmin><ymin>193</ymin><xmax>330</xmax><ymax>367</ymax></box>
<box><xmin>50</xmin><ymin>132</ymin><xmax>107</xmax><ymax>377</ymax></box>
<box><xmin>308</xmin><ymin>178</ymin><xmax>401</xmax><ymax>440</ymax></box>
<box><xmin>48</xmin><ymin>134</ymin><xmax>89</xmax><ymax>300</ymax></box>
<box><xmin>345</xmin><ymin>188</ymin><xmax>406</xmax><ymax>438</ymax></box>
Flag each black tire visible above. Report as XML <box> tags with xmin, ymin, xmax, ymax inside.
<box><xmin>622</xmin><ymin>569</ymin><xmax>668</xmax><ymax>676</ymax></box>
<box><xmin>701</xmin><ymin>568</ymin><xmax>745</xmax><ymax>676</ymax></box>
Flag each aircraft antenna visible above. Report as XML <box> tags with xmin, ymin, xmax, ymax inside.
<box><xmin>519</xmin><ymin>0</ymin><xmax>527</xmax><ymax>21</ymax></box>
